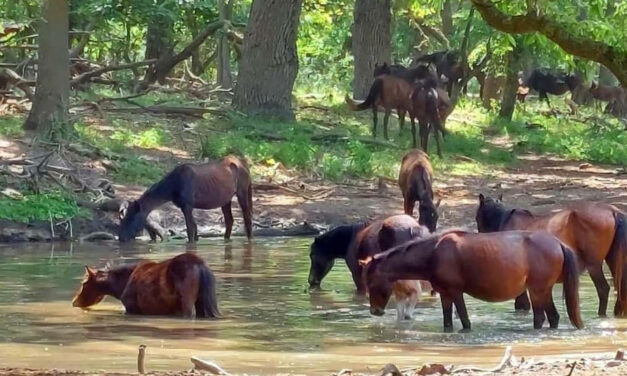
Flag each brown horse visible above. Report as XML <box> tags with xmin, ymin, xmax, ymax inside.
<box><xmin>410</xmin><ymin>81</ymin><xmax>450</xmax><ymax>157</ymax></box>
<box><xmin>345</xmin><ymin>75</ymin><xmax>412</xmax><ymax>140</ymax></box>
<box><xmin>363</xmin><ymin>230</ymin><xmax>584</xmax><ymax>331</ymax></box>
<box><xmin>119</xmin><ymin>155</ymin><xmax>253</xmax><ymax>243</ymax></box>
<box><xmin>398</xmin><ymin>149</ymin><xmax>440</xmax><ymax>232</ymax></box>
<box><xmin>589</xmin><ymin>82</ymin><xmax>626</xmax><ymax>117</ymax></box>
<box><xmin>476</xmin><ymin>194</ymin><xmax>627</xmax><ymax>317</ymax></box>
<box><xmin>72</xmin><ymin>252</ymin><xmax>220</xmax><ymax>318</ymax></box>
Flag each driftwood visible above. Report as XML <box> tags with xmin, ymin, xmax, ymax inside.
<box><xmin>137</xmin><ymin>344</ymin><xmax>146</xmax><ymax>374</ymax></box>
<box><xmin>190</xmin><ymin>356</ymin><xmax>230</xmax><ymax>375</ymax></box>
<box><xmin>452</xmin><ymin>346</ymin><xmax>513</xmax><ymax>373</ymax></box>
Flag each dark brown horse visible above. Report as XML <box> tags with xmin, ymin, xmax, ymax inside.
<box><xmin>119</xmin><ymin>155</ymin><xmax>253</xmax><ymax>243</ymax></box>
<box><xmin>589</xmin><ymin>82</ymin><xmax>626</xmax><ymax>117</ymax></box>
<box><xmin>72</xmin><ymin>252</ymin><xmax>220</xmax><ymax>318</ymax></box>
<box><xmin>522</xmin><ymin>69</ymin><xmax>582</xmax><ymax>107</ymax></box>
<box><xmin>398</xmin><ymin>149</ymin><xmax>440</xmax><ymax>232</ymax></box>
<box><xmin>410</xmin><ymin>80</ymin><xmax>450</xmax><ymax>156</ymax></box>
<box><xmin>414</xmin><ymin>50</ymin><xmax>469</xmax><ymax>96</ymax></box>
<box><xmin>476</xmin><ymin>194</ymin><xmax>627</xmax><ymax>317</ymax></box>
<box><xmin>363</xmin><ymin>230</ymin><xmax>584</xmax><ymax>330</ymax></box>
<box><xmin>308</xmin><ymin>215</ymin><xmax>429</xmax><ymax>294</ymax></box>
<box><xmin>345</xmin><ymin>75</ymin><xmax>413</xmax><ymax>140</ymax></box>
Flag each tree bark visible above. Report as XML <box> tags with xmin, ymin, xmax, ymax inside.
<box><xmin>499</xmin><ymin>47</ymin><xmax>521</xmax><ymax>121</ymax></box>
<box><xmin>440</xmin><ymin>0</ymin><xmax>454</xmax><ymax>37</ymax></box>
<box><xmin>352</xmin><ymin>0</ymin><xmax>391</xmax><ymax>99</ymax></box>
<box><xmin>482</xmin><ymin>73</ymin><xmax>503</xmax><ymax>109</ymax></box>
<box><xmin>217</xmin><ymin>0</ymin><xmax>234</xmax><ymax>88</ymax></box>
<box><xmin>233</xmin><ymin>0</ymin><xmax>303</xmax><ymax>120</ymax></box>
<box><xmin>24</xmin><ymin>0</ymin><xmax>70</xmax><ymax>134</ymax></box>
<box><xmin>145</xmin><ymin>11</ymin><xmax>173</xmax><ymax>61</ymax></box>
<box><xmin>471</xmin><ymin>0</ymin><xmax>627</xmax><ymax>86</ymax></box>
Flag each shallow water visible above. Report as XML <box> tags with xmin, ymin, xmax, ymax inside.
<box><xmin>0</xmin><ymin>238</ymin><xmax>625</xmax><ymax>375</ymax></box>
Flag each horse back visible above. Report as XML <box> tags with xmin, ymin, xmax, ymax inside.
<box><xmin>380</xmin><ymin>76</ymin><xmax>412</xmax><ymax>109</ymax></box>
<box><xmin>399</xmin><ymin>150</ymin><xmax>433</xmax><ymax>200</ymax></box>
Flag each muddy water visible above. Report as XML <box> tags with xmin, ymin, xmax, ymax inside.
<box><xmin>0</xmin><ymin>239</ymin><xmax>625</xmax><ymax>375</ymax></box>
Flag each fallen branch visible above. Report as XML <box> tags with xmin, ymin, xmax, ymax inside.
<box><xmin>71</xmin><ymin>59</ymin><xmax>157</xmax><ymax>86</ymax></box>
<box><xmin>452</xmin><ymin>346</ymin><xmax>513</xmax><ymax>373</ymax></box>
<box><xmin>191</xmin><ymin>356</ymin><xmax>230</xmax><ymax>375</ymax></box>
<box><xmin>102</xmin><ymin>105</ymin><xmax>228</xmax><ymax>117</ymax></box>
<box><xmin>79</xmin><ymin>231</ymin><xmax>117</xmax><ymax>242</ymax></box>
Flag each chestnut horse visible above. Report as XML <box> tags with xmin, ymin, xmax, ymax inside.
<box><xmin>308</xmin><ymin>215</ymin><xmax>429</xmax><ymax>293</ymax></box>
<box><xmin>363</xmin><ymin>230</ymin><xmax>584</xmax><ymax>330</ymax></box>
<box><xmin>476</xmin><ymin>194</ymin><xmax>627</xmax><ymax>317</ymax></box>
<box><xmin>398</xmin><ymin>149</ymin><xmax>440</xmax><ymax>232</ymax></box>
<box><xmin>345</xmin><ymin>75</ymin><xmax>412</xmax><ymax>140</ymax></box>
<box><xmin>72</xmin><ymin>252</ymin><xmax>220</xmax><ymax>318</ymax></box>
<box><xmin>119</xmin><ymin>155</ymin><xmax>252</xmax><ymax>243</ymax></box>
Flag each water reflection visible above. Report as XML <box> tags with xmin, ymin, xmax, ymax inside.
<box><xmin>0</xmin><ymin>239</ymin><xmax>625</xmax><ymax>374</ymax></box>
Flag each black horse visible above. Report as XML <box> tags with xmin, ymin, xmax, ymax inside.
<box><xmin>523</xmin><ymin>69</ymin><xmax>582</xmax><ymax>107</ymax></box>
<box><xmin>414</xmin><ymin>50</ymin><xmax>468</xmax><ymax>96</ymax></box>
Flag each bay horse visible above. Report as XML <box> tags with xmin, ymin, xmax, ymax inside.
<box><xmin>410</xmin><ymin>79</ymin><xmax>449</xmax><ymax>156</ymax></box>
<box><xmin>119</xmin><ymin>155</ymin><xmax>253</xmax><ymax>243</ymax></box>
<box><xmin>522</xmin><ymin>69</ymin><xmax>581</xmax><ymax>107</ymax></box>
<box><xmin>476</xmin><ymin>194</ymin><xmax>627</xmax><ymax>317</ymax></box>
<box><xmin>72</xmin><ymin>252</ymin><xmax>220</xmax><ymax>318</ymax></box>
<box><xmin>398</xmin><ymin>149</ymin><xmax>440</xmax><ymax>232</ymax></box>
<box><xmin>362</xmin><ymin>230</ymin><xmax>584</xmax><ymax>331</ymax></box>
<box><xmin>345</xmin><ymin>75</ymin><xmax>412</xmax><ymax>140</ymax></box>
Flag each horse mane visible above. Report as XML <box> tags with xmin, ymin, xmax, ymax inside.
<box><xmin>371</xmin><ymin>228</ymin><xmax>466</xmax><ymax>262</ymax></box>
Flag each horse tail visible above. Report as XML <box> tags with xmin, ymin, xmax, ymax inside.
<box><xmin>561</xmin><ymin>244</ymin><xmax>584</xmax><ymax>329</ymax></box>
<box><xmin>610</xmin><ymin>211</ymin><xmax>627</xmax><ymax>316</ymax></box>
<box><xmin>197</xmin><ymin>264</ymin><xmax>221</xmax><ymax>318</ymax></box>
<box><xmin>345</xmin><ymin>78</ymin><xmax>383</xmax><ymax>111</ymax></box>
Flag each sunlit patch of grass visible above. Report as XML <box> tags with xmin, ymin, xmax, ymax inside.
<box><xmin>0</xmin><ymin>192</ymin><xmax>89</xmax><ymax>223</ymax></box>
<box><xmin>0</xmin><ymin>115</ymin><xmax>24</xmax><ymax>137</ymax></box>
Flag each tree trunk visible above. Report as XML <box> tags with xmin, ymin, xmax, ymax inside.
<box><xmin>598</xmin><ymin>0</ymin><xmax>618</xmax><ymax>86</ymax></box>
<box><xmin>352</xmin><ymin>0</ymin><xmax>391</xmax><ymax>99</ymax></box>
<box><xmin>482</xmin><ymin>73</ymin><xmax>502</xmax><ymax>109</ymax></box>
<box><xmin>217</xmin><ymin>0</ymin><xmax>233</xmax><ymax>88</ymax></box>
<box><xmin>440</xmin><ymin>0</ymin><xmax>454</xmax><ymax>37</ymax></box>
<box><xmin>499</xmin><ymin>47</ymin><xmax>520</xmax><ymax>121</ymax></box>
<box><xmin>233</xmin><ymin>0</ymin><xmax>303</xmax><ymax>120</ymax></box>
<box><xmin>24</xmin><ymin>0</ymin><xmax>70</xmax><ymax>135</ymax></box>
<box><xmin>145</xmin><ymin>13</ymin><xmax>173</xmax><ymax>61</ymax></box>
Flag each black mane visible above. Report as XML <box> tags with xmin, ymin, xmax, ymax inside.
<box><xmin>311</xmin><ymin>222</ymin><xmax>370</xmax><ymax>259</ymax></box>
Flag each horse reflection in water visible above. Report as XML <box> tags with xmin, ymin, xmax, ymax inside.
<box><xmin>72</xmin><ymin>252</ymin><xmax>220</xmax><ymax>318</ymax></box>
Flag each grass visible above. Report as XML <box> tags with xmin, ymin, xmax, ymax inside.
<box><xmin>0</xmin><ymin>115</ymin><xmax>24</xmax><ymax>138</ymax></box>
<box><xmin>0</xmin><ymin>192</ymin><xmax>89</xmax><ymax>223</ymax></box>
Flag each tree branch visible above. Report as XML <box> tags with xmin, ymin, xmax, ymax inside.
<box><xmin>71</xmin><ymin>59</ymin><xmax>157</xmax><ymax>86</ymax></box>
<box><xmin>471</xmin><ymin>0</ymin><xmax>627</xmax><ymax>86</ymax></box>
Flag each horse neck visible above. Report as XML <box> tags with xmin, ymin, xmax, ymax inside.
<box><xmin>104</xmin><ymin>265</ymin><xmax>137</xmax><ymax>299</ymax></box>
<box><xmin>376</xmin><ymin>238</ymin><xmax>437</xmax><ymax>281</ymax></box>
<box><xmin>137</xmin><ymin>177</ymin><xmax>174</xmax><ymax>214</ymax></box>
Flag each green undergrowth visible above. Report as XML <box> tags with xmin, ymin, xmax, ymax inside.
<box><xmin>109</xmin><ymin>157</ymin><xmax>167</xmax><ymax>186</ymax></box>
<box><xmin>0</xmin><ymin>192</ymin><xmax>89</xmax><ymax>223</ymax></box>
<box><xmin>0</xmin><ymin>115</ymin><xmax>24</xmax><ymax>138</ymax></box>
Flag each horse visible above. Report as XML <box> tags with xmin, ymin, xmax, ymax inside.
<box><xmin>345</xmin><ymin>75</ymin><xmax>413</xmax><ymax>140</ymax></box>
<box><xmin>119</xmin><ymin>155</ymin><xmax>253</xmax><ymax>243</ymax></box>
<box><xmin>475</xmin><ymin>194</ymin><xmax>627</xmax><ymax>317</ymax></box>
<box><xmin>72</xmin><ymin>252</ymin><xmax>220</xmax><ymax>318</ymax></box>
<box><xmin>374</xmin><ymin>62</ymin><xmax>408</xmax><ymax>78</ymax></box>
<box><xmin>522</xmin><ymin>69</ymin><xmax>582</xmax><ymax>107</ymax></box>
<box><xmin>362</xmin><ymin>230</ymin><xmax>584</xmax><ymax>331</ymax></box>
<box><xmin>410</xmin><ymin>79</ymin><xmax>449</xmax><ymax>156</ymax></box>
<box><xmin>398</xmin><ymin>149</ymin><xmax>440</xmax><ymax>231</ymax></box>
<box><xmin>589</xmin><ymin>82</ymin><xmax>626</xmax><ymax>117</ymax></box>
<box><xmin>413</xmin><ymin>50</ymin><xmax>469</xmax><ymax>96</ymax></box>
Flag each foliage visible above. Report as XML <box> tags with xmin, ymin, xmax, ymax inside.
<box><xmin>0</xmin><ymin>192</ymin><xmax>88</xmax><ymax>223</ymax></box>
<box><xmin>110</xmin><ymin>156</ymin><xmax>167</xmax><ymax>185</ymax></box>
<box><xmin>0</xmin><ymin>115</ymin><xmax>24</xmax><ymax>137</ymax></box>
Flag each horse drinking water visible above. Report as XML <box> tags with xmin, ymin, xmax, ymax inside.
<box><xmin>362</xmin><ymin>230</ymin><xmax>584</xmax><ymax>330</ymax></box>
<box><xmin>119</xmin><ymin>155</ymin><xmax>253</xmax><ymax>243</ymax></box>
<box><xmin>476</xmin><ymin>194</ymin><xmax>627</xmax><ymax>317</ymax></box>
<box><xmin>72</xmin><ymin>252</ymin><xmax>220</xmax><ymax>318</ymax></box>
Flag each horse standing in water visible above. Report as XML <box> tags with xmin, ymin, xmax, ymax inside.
<box><xmin>476</xmin><ymin>194</ymin><xmax>627</xmax><ymax>317</ymax></box>
<box><xmin>362</xmin><ymin>230</ymin><xmax>584</xmax><ymax>330</ymax></box>
<box><xmin>308</xmin><ymin>215</ymin><xmax>431</xmax><ymax>320</ymax></box>
<box><xmin>72</xmin><ymin>252</ymin><xmax>220</xmax><ymax>318</ymax></box>
<box><xmin>398</xmin><ymin>150</ymin><xmax>440</xmax><ymax>232</ymax></box>
<box><xmin>119</xmin><ymin>155</ymin><xmax>253</xmax><ymax>243</ymax></box>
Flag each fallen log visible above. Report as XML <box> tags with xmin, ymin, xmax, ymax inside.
<box><xmin>71</xmin><ymin>59</ymin><xmax>157</xmax><ymax>86</ymax></box>
<box><xmin>103</xmin><ymin>105</ymin><xmax>228</xmax><ymax>117</ymax></box>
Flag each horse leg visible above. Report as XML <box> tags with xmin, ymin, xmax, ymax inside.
<box><xmin>398</xmin><ymin>109</ymin><xmax>406</xmax><ymax>133</ymax></box>
<box><xmin>440</xmin><ymin>295</ymin><xmax>454</xmax><ymax>331</ymax></box>
<box><xmin>181</xmin><ymin>205</ymin><xmax>198</xmax><ymax>243</ymax></box>
<box><xmin>529</xmin><ymin>290</ymin><xmax>547</xmax><ymax>329</ymax></box>
<box><xmin>372</xmin><ymin>106</ymin><xmax>378</xmax><ymax>138</ymax></box>
<box><xmin>544</xmin><ymin>294</ymin><xmax>560</xmax><ymax>329</ymax></box>
<box><xmin>411</xmin><ymin>117</ymin><xmax>417</xmax><ymax>148</ymax></box>
<box><xmin>433</xmin><ymin>124</ymin><xmax>443</xmax><ymax>158</ymax></box>
<box><xmin>452</xmin><ymin>294</ymin><xmax>471</xmax><ymax>331</ymax></box>
<box><xmin>419</xmin><ymin>121</ymin><xmax>429</xmax><ymax>154</ymax></box>
<box><xmin>396</xmin><ymin>298</ymin><xmax>406</xmax><ymax>321</ymax></box>
<box><xmin>221</xmin><ymin>202</ymin><xmax>234</xmax><ymax>240</ymax></box>
<box><xmin>383</xmin><ymin>110</ymin><xmax>391</xmax><ymax>140</ymax></box>
<box><xmin>588</xmin><ymin>264</ymin><xmax>610</xmax><ymax>317</ymax></box>
<box><xmin>405</xmin><ymin>287</ymin><xmax>419</xmax><ymax>320</ymax></box>
<box><xmin>236</xmin><ymin>188</ymin><xmax>253</xmax><ymax>239</ymax></box>
<box><xmin>605</xmin><ymin>250</ymin><xmax>627</xmax><ymax>317</ymax></box>
<box><xmin>514</xmin><ymin>291</ymin><xmax>531</xmax><ymax>312</ymax></box>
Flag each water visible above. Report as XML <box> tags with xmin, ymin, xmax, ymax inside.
<box><xmin>0</xmin><ymin>238</ymin><xmax>625</xmax><ymax>374</ymax></box>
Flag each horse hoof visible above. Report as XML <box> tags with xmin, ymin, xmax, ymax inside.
<box><xmin>458</xmin><ymin>328</ymin><xmax>472</xmax><ymax>333</ymax></box>
<box><xmin>443</xmin><ymin>326</ymin><xmax>454</xmax><ymax>333</ymax></box>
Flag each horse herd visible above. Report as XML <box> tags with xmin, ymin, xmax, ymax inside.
<box><xmin>73</xmin><ymin>151</ymin><xmax>627</xmax><ymax>333</ymax></box>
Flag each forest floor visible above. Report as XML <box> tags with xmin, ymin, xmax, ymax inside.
<box><xmin>0</xmin><ymin>91</ymin><xmax>625</xmax><ymax>240</ymax></box>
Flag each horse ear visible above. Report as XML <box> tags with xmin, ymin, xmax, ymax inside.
<box><xmin>478</xmin><ymin>193</ymin><xmax>485</xmax><ymax>204</ymax></box>
<box><xmin>498</xmin><ymin>193</ymin><xmax>503</xmax><ymax>202</ymax></box>
<box><xmin>84</xmin><ymin>265</ymin><xmax>96</xmax><ymax>278</ymax></box>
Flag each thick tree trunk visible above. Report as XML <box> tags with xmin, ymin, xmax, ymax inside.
<box><xmin>482</xmin><ymin>73</ymin><xmax>502</xmax><ymax>109</ymax></box>
<box><xmin>499</xmin><ymin>48</ymin><xmax>520</xmax><ymax>121</ymax></box>
<box><xmin>352</xmin><ymin>0</ymin><xmax>391</xmax><ymax>99</ymax></box>
<box><xmin>24</xmin><ymin>0</ymin><xmax>70</xmax><ymax>134</ymax></box>
<box><xmin>217</xmin><ymin>0</ymin><xmax>233</xmax><ymax>88</ymax></box>
<box><xmin>233</xmin><ymin>0</ymin><xmax>303</xmax><ymax>120</ymax></box>
<box><xmin>145</xmin><ymin>14</ymin><xmax>173</xmax><ymax>61</ymax></box>
<box><xmin>440</xmin><ymin>0</ymin><xmax>454</xmax><ymax>37</ymax></box>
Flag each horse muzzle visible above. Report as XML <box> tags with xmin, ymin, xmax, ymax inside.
<box><xmin>370</xmin><ymin>307</ymin><xmax>385</xmax><ymax>316</ymax></box>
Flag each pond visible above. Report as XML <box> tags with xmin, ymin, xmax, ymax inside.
<box><xmin>0</xmin><ymin>238</ymin><xmax>625</xmax><ymax>374</ymax></box>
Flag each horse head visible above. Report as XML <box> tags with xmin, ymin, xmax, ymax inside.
<box><xmin>72</xmin><ymin>265</ymin><xmax>107</xmax><ymax>308</ymax></box>
<box><xmin>362</xmin><ymin>257</ymin><xmax>393</xmax><ymax>316</ymax></box>
<box><xmin>475</xmin><ymin>193</ymin><xmax>507</xmax><ymax>233</ymax></box>
<box><xmin>118</xmin><ymin>200</ymin><xmax>146</xmax><ymax>242</ymax></box>
<box><xmin>307</xmin><ymin>237</ymin><xmax>336</xmax><ymax>288</ymax></box>
<box><xmin>418</xmin><ymin>199</ymin><xmax>440</xmax><ymax>233</ymax></box>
